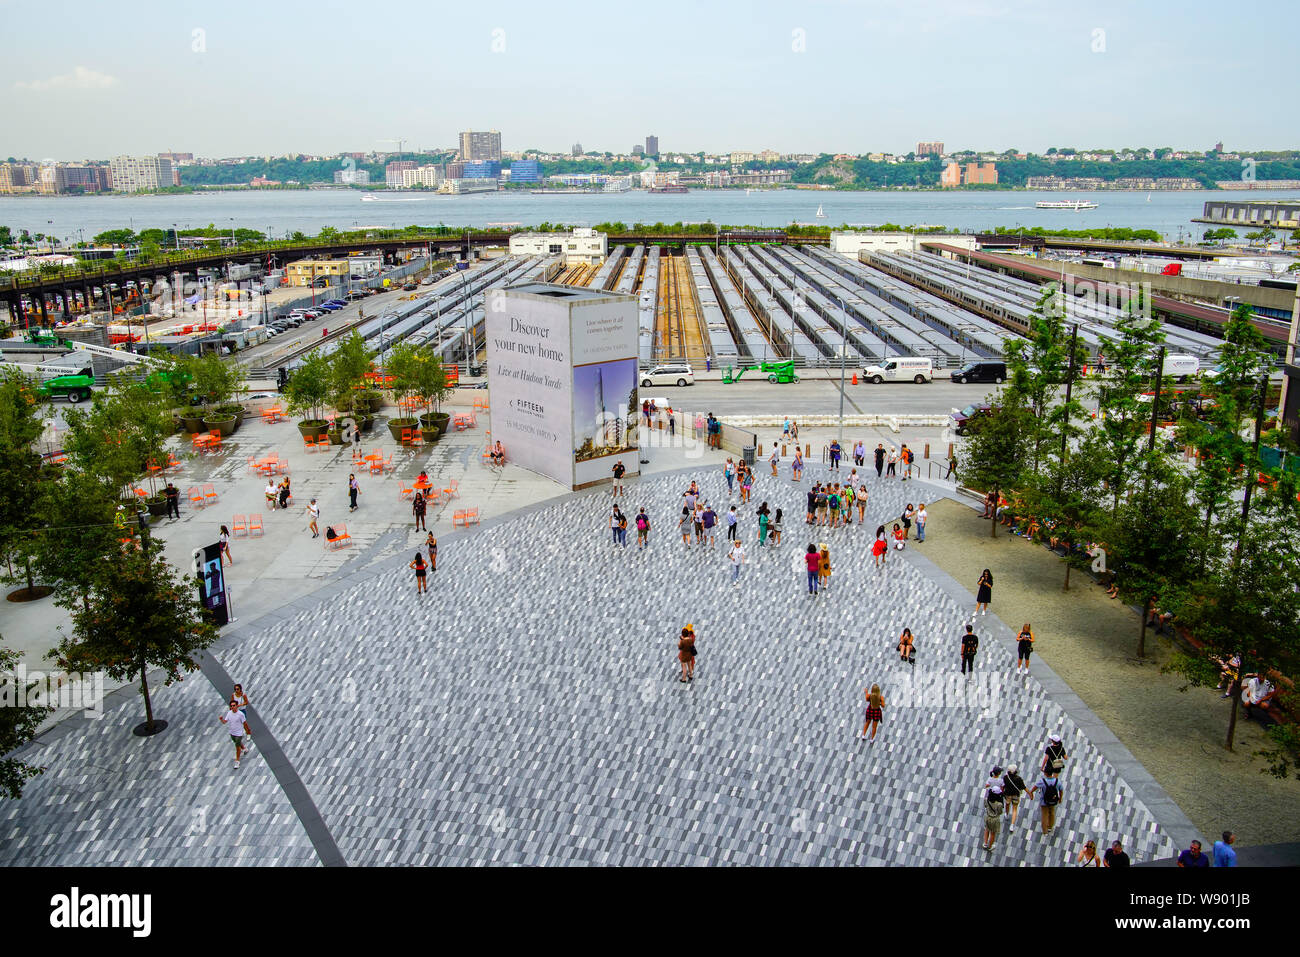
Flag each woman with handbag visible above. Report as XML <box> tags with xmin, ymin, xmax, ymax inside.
<box><xmin>677</xmin><ymin>625</ymin><xmax>696</xmax><ymax>683</ymax></box>
<box><xmin>860</xmin><ymin>684</ymin><xmax>885</xmax><ymax>743</ymax></box>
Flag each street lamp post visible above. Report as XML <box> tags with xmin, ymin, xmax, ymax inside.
<box><xmin>835</xmin><ymin>297</ymin><xmax>848</xmax><ymax>449</ymax></box>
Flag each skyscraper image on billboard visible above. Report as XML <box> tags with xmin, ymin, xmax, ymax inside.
<box><xmin>573</xmin><ymin>358</ymin><xmax>638</xmax><ymax>463</ymax></box>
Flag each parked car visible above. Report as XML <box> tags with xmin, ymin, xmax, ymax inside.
<box><xmin>862</xmin><ymin>356</ymin><xmax>933</xmax><ymax>384</ymax></box>
<box><xmin>402</xmin><ymin>282</ymin><xmax>418</xmax><ymax>291</ymax></box>
<box><xmin>640</xmin><ymin>364</ymin><xmax>695</xmax><ymax>387</ymax></box>
<box><xmin>950</xmin><ymin>360</ymin><xmax>1006</xmax><ymax>385</ymax></box>
<box><xmin>951</xmin><ymin>402</ymin><xmax>994</xmax><ymax>436</ymax></box>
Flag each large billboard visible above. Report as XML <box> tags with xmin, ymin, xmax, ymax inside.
<box><xmin>487</xmin><ymin>283</ymin><xmax>638</xmax><ymax>489</ymax></box>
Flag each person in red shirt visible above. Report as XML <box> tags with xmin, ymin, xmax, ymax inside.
<box><xmin>892</xmin><ymin>523</ymin><xmax>907</xmax><ymax>550</ymax></box>
<box><xmin>804</xmin><ymin>544</ymin><xmax>822</xmax><ymax>595</ymax></box>
<box><xmin>872</xmin><ymin>533</ymin><xmax>887</xmax><ymax>569</ymax></box>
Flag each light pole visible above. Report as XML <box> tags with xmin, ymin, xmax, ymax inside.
<box><xmin>834</xmin><ymin>296</ymin><xmax>848</xmax><ymax>449</ymax></box>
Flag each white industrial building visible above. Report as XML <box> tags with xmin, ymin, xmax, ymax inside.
<box><xmin>829</xmin><ymin>231</ymin><xmax>978</xmax><ymax>258</ymax></box>
<box><xmin>438</xmin><ymin>178</ymin><xmax>497</xmax><ymax>195</ymax></box>
<box><xmin>508</xmin><ymin>228</ymin><xmax>607</xmax><ymax>264</ymax></box>
<box><xmin>401</xmin><ymin>165</ymin><xmax>443</xmax><ymax>189</ymax></box>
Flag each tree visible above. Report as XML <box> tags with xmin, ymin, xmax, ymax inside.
<box><xmin>958</xmin><ymin>403</ymin><xmax>1036</xmax><ymax>538</ymax></box>
<box><xmin>1018</xmin><ymin>450</ymin><xmax>1106</xmax><ymax>591</ymax></box>
<box><xmin>0</xmin><ymin>370</ymin><xmax>51</xmax><ymax>598</ymax></box>
<box><xmin>284</xmin><ymin>351</ymin><xmax>331</xmax><ymax>425</ymax></box>
<box><xmin>383</xmin><ymin>341</ymin><xmax>422</xmax><ymax>422</ymax></box>
<box><xmin>1088</xmin><ymin>300</ymin><xmax>1167</xmax><ymax>518</ymax></box>
<box><xmin>0</xmin><ymin>639</ymin><xmax>53</xmax><ymax>799</ymax></box>
<box><xmin>33</xmin><ymin>470</ymin><xmax>122</xmax><ymax>611</ymax></box>
<box><xmin>92</xmin><ymin>228</ymin><xmax>135</xmax><ymax>246</ymax></box>
<box><xmin>327</xmin><ymin>331</ymin><xmax>373</xmax><ymax>414</ymax></box>
<box><xmin>187</xmin><ymin>351</ymin><xmax>244</xmax><ymax>415</ymax></box>
<box><xmin>409</xmin><ymin>347</ymin><xmax>451</xmax><ymax>418</ymax></box>
<box><xmin>50</xmin><ymin>535</ymin><xmax>217</xmax><ymax>736</ymax></box>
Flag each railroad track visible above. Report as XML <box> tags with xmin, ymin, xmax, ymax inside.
<box><xmin>244</xmin><ymin>309</ymin><xmax>375</xmax><ymax>377</ymax></box>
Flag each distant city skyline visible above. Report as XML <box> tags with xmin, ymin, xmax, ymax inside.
<box><xmin>2</xmin><ymin>0</ymin><xmax>1295</xmax><ymax>158</ymax></box>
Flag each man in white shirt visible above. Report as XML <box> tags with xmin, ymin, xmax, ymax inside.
<box><xmin>916</xmin><ymin>504</ymin><xmax>928</xmax><ymax>543</ymax></box>
<box><xmin>220</xmin><ymin>699</ymin><xmax>250</xmax><ymax>768</ymax></box>
<box><xmin>729</xmin><ymin>540</ymin><xmax>746</xmax><ymax>584</ymax></box>
<box><xmin>265</xmin><ymin>480</ymin><xmax>278</xmax><ymax>510</ymax></box>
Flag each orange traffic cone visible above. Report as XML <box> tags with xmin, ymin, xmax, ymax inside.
<box><xmin>851</xmin><ymin>372</ymin><xmax>858</xmax><ymax>385</ymax></box>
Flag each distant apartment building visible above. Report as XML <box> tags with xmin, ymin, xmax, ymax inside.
<box><xmin>783</xmin><ymin>153</ymin><xmax>818</xmax><ymax>164</ymax></box>
<box><xmin>916</xmin><ymin>142</ymin><xmax>944</xmax><ymax>157</ymax></box>
<box><xmin>645</xmin><ymin>135</ymin><xmax>659</xmax><ymax>156</ymax></box>
<box><xmin>0</xmin><ymin>163</ymin><xmax>38</xmax><ymax>194</ymax></box>
<box><xmin>333</xmin><ymin>168</ymin><xmax>371</xmax><ymax>185</ymax></box>
<box><xmin>1028</xmin><ymin>175</ymin><xmax>1201</xmax><ymax>190</ymax></box>
<box><xmin>571</xmin><ymin>143</ymin><xmax>583</xmax><ymax>156</ymax></box>
<box><xmin>940</xmin><ymin>161</ymin><xmax>997</xmax><ymax>187</ymax></box>
<box><xmin>632</xmin><ymin>145</ymin><xmax>644</xmax><ymax>156</ymax></box>
<box><xmin>730</xmin><ymin>170</ymin><xmax>793</xmax><ymax>186</ymax></box>
<box><xmin>702</xmin><ymin>171</ymin><xmax>731</xmax><ymax>187</ymax></box>
<box><xmin>109</xmin><ymin>155</ymin><xmax>175</xmax><ymax>192</ymax></box>
<box><xmin>385</xmin><ymin>160</ymin><xmax>417</xmax><ymax>187</ymax></box>
<box><xmin>758</xmin><ymin>149</ymin><xmax>780</xmax><ymax>163</ymax></box>
<box><xmin>639</xmin><ymin>170</ymin><xmax>681</xmax><ymax>188</ymax></box>
<box><xmin>445</xmin><ymin>161</ymin><xmax>465</xmax><ymax>179</ymax></box>
<box><xmin>462</xmin><ymin>160</ymin><xmax>502</xmax><ymax>179</ymax></box>
<box><xmin>510</xmin><ymin>159</ymin><xmax>542</xmax><ymax>183</ymax></box>
<box><xmin>729</xmin><ymin>151</ymin><xmax>756</xmax><ymax>165</ymax></box>
<box><xmin>56</xmin><ymin>164</ymin><xmax>109</xmax><ymax>193</ymax></box>
<box><xmin>458</xmin><ymin>129</ymin><xmax>502</xmax><ymax>162</ymax></box>
<box><xmin>400</xmin><ymin>166</ymin><xmax>442</xmax><ymax>188</ymax></box>
<box><xmin>157</xmin><ymin>152</ymin><xmax>193</xmax><ymax>164</ymax></box>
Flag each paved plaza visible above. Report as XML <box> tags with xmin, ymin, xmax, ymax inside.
<box><xmin>1</xmin><ymin>447</ymin><xmax>1189</xmax><ymax>866</ymax></box>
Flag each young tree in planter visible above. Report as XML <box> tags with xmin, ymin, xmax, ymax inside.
<box><xmin>284</xmin><ymin>351</ymin><xmax>332</xmax><ymax>433</ymax></box>
<box><xmin>1166</xmin><ymin>480</ymin><xmax>1300</xmax><ymax>756</ymax></box>
<box><xmin>410</xmin><ymin>347</ymin><xmax>452</xmax><ymax>434</ymax></box>
<box><xmin>958</xmin><ymin>401</ymin><xmax>1036</xmax><ymax>538</ymax></box>
<box><xmin>383</xmin><ymin>341</ymin><xmax>422</xmax><ymax>435</ymax></box>
<box><xmin>189</xmin><ymin>351</ymin><xmax>245</xmax><ymax>423</ymax></box>
<box><xmin>0</xmin><ymin>638</ymin><xmax>53</xmax><ymax>799</ymax></box>
<box><xmin>50</xmin><ymin>535</ymin><xmax>217</xmax><ymax>736</ymax></box>
<box><xmin>1017</xmin><ymin>448</ymin><xmax>1106</xmax><ymax>591</ymax></box>
<box><xmin>0</xmin><ymin>370</ymin><xmax>52</xmax><ymax>599</ymax></box>
<box><xmin>329</xmin><ymin>331</ymin><xmax>375</xmax><ymax>418</ymax></box>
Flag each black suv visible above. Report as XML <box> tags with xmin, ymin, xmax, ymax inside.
<box><xmin>951</xmin><ymin>360</ymin><xmax>1007</xmax><ymax>385</ymax></box>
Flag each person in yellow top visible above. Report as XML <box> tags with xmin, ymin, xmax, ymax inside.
<box><xmin>818</xmin><ymin>544</ymin><xmax>831</xmax><ymax>593</ymax></box>
<box><xmin>1015</xmin><ymin>623</ymin><xmax>1035</xmax><ymax>676</ymax></box>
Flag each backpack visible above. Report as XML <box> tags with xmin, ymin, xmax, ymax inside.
<box><xmin>986</xmin><ymin>793</ymin><xmax>1004</xmax><ymax>816</ymax></box>
<box><xmin>636</xmin><ymin>515</ymin><xmax>648</xmax><ymax>531</ymax></box>
<box><xmin>1041</xmin><ymin>779</ymin><xmax>1060</xmax><ymax>806</ymax></box>
<box><xmin>1047</xmin><ymin>744</ymin><xmax>1066</xmax><ymax>773</ymax></box>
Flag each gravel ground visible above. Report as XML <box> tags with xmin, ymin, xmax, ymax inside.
<box><xmin>921</xmin><ymin>498</ymin><xmax>1300</xmax><ymax>848</ymax></box>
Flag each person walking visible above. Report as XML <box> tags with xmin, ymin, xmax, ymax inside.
<box><xmin>677</xmin><ymin>625</ymin><xmax>696</xmax><ymax>683</ymax></box>
<box><xmin>805</xmin><ymin>544</ymin><xmax>821</xmax><ymax>595</ymax></box>
<box><xmin>982</xmin><ymin>786</ymin><xmax>1005</xmax><ymax>851</ymax></box>
<box><xmin>726</xmin><ymin>505</ymin><xmax>738</xmax><ymax>542</ymax></box>
<box><xmin>1103</xmin><ymin>840</ymin><xmax>1130</xmax><ymax>868</ymax></box>
<box><xmin>679</xmin><ymin>507</ymin><xmax>693</xmax><ymax>547</ymax></box>
<box><xmin>874</xmin><ymin>443</ymin><xmax>886</xmax><ymax>478</ymax></box>
<box><xmin>425</xmin><ymin>531</ymin><xmax>437</xmax><ymax>572</ymax></box>
<box><xmin>218</xmin><ymin>525</ymin><xmax>233</xmax><ymax>567</ymax></box>
<box><xmin>818</xmin><ymin>543</ymin><xmax>831</xmax><ymax>593</ymax></box>
<box><xmin>740</xmin><ymin>467</ymin><xmax>753</xmax><ymax>504</ymax></box>
<box><xmin>612</xmin><ymin>460</ymin><xmax>625</xmax><ymax>497</ymax></box>
<box><xmin>1029</xmin><ymin>770</ymin><xmax>1063</xmax><ymax>835</ymax></box>
<box><xmin>1213</xmin><ymin>831</ymin><xmax>1237</xmax><ymax>867</ymax></box>
<box><xmin>860</xmin><ymin>684</ymin><xmax>885</xmax><ymax>743</ymax></box>
<box><xmin>306</xmin><ymin>499</ymin><xmax>320</xmax><ymax>538</ymax></box>
<box><xmin>783</xmin><ymin>416</ymin><xmax>791</xmax><ymax>438</ymax></box>
<box><xmin>828</xmin><ymin>440</ymin><xmax>842</xmax><ymax>472</ymax></box>
<box><xmin>412</xmin><ymin>491</ymin><xmax>427</xmax><ymax>532</ymax></box>
<box><xmin>960</xmin><ymin>623</ymin><xmax>979</xmax><ymax>675</ymax></box>
<box><xmin>348</xmin><ymin>473</ymin><xmax>360</xmax><ymax>512</ymax></box>
<box><xmin>220</xmin><ymin>698</ymin><xmax>251</xmax><ymax>769</ymax></box>
<box><xmin>1042</xmin><ymin>733</ymin><xmax>1068</xmax><ymax>776</ymax></box>
<box><xmin>1015</xmin><ymin>623</ymin><xmax>1035</xmax><ymax>676</ymax></box>
<box><xmin>771</xmin><ymin>507</ymin><xmax>783</xmax><ymax>546</ymax></box>
<box><xmin>701</xmin><ymin>503</ymin><xmax>716</xmax><ymax>547</ymax></box>
<box><xmin>853</xmin><ymin>440</ymin><xmax>865</xmax><ymax>467</ymax></box>
<box><xmin>791</xmin><ymin>448</ymin><xmax>803</xmax><ymax>482</ymax></box>
<box><xmin>769</xmin><ymin>443</ymin><xmax>780</xmax><ymax>477</ymax></box>
<box><xmin>1076</xmin><ymin>840</ymin><xmax>1101</xmax><ymax>867</ymax></box>
<box><xmin>871</xmin><ymin>531</ymin><xmax>887</xmax><ymax>570</ymax></box>
<box><xmin>728</xmin><ymin>538</ymin><xmax>746</xmax><ymax>584</ymax></box>
<box><xmin>758</xmin><ymin>507</ymin><xmax>770</xmax><ymax>548</ymax></box>
<box><xmin>611</xmin><ymin>505</ymin><xmax>627</xmax><ymax>547</ymax></box>
<box><xmin>897</xmin><ymin>628</ymin><xmax>915</xmax><ymax>664</ymax></box>
<box><xmin>857</xmin><ymin>484</ymin><xmax>868</xmax><ymax>525</ymax></box>
<box><xmin>635</xmin><ymin>508</ymin><xmax>650</xmax><ymax>549</ymax></box>
<box><xmin>899</xmin><ymin>444</ymin><xmax>912</xmax><ymax>481</ymax></box>
<box><xmin>164</xmin><ymin>482</ymin><xmax>180</xmax><ymax>520</ymax></box>
<box><xmin>724</xmin><ymin>457</ymin><xmax>736</xmax><ymax>495</ymax></box>
<box><xmin>974</xmin><ymin>568</ymin><xmax>993</xmax><ymax>617</ymax></box>
<box><xmin>409</xmin><ymin>551</ymin><xmax>428</xmax><ymax>594</ymax></box>
<box><xmin>1002</xmin><ymin>764</ymin><xmax>1029</xmax><ymax>829</ymax></box>
<box><xmin>915</xmin><ymin>502</ymin><xmax>927</xmax><ymax>543</ymax></box>
<box><xmin>886</xmin><ymin>446</ymin><xmax>897</xmax><ymax>478</ymax></box>
<box><xmin>946</xmin><ymin>453</ymin><xmax>958</xmax><ymax>481</ymax></box>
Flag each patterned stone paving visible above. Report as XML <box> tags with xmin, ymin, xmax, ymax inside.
<box><xmin>1</xmin><ymin>464</ymin><xmax>1181</xmax><ymax>866</ymax></box>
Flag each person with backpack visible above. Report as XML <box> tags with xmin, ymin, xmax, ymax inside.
<box><xmin>1002</xmin><ymin>764</ymin><xmax>1029</xmax><ymax>828</ymax></box>
<box><xmin>635</xmin><ymin>508</ymin><xmax>650</xmax><ymax>549</ymax></box>
<box><xmin>982</xmin><ymin>786</ymin><xmax>1005</xmax><ymax>851</ymax></box>
<box><xmin>1029</xmin><ymin>770</ymin><xmax>1064</xmax><ymax>834</ymax></box>
<box><xmin>960</xmin><ymin>624</ymin><xmax>979</xmax><ymax>675</ymax></box>
<box><xmin>840</xmin><ymin>483</ymin><xmax>854</xmax><ymax>525</ymax></box>
<box><xmin>1042</xmin><ymin>733</ymin><xmax>1068</xmax><ymax>776</ymax></box>
<box><xmin>827</xmin><ymin>486</ymin><xmax>840</xmax><ymax>528</ymax></box>
<box><xmin>899</xmin><ymin>444</ymin><xmax>912</xmax><ymax>481</ymax></box>
<box><xmin>901</xmin><ymin>503</ymin><xmax>914</xmax><ymax>540</ymax></box>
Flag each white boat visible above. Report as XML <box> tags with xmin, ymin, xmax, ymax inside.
<box><xmin>1035</xmin><ymin>199</ymin><xmax>1098</xmax><ymax>210</ymax></box>
<box><xmin>815</xmin><ymin>204</ymin><xmax>826</xmax><ymax>219</ymax></box>
<box><xmin>361</xmin><ymin>195</ymin><xmax>427</xmax><ymax>203</ymax></box>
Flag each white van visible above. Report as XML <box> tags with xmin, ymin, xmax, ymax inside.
<box><xmin>861</xmin><ymin>356</ymin><xmax>933</xmax><ymax>384</ymax></box>
<box><xmin>1161</xmin><ymin>354</ymin><xmax>1199</xmax><ymax>383</ymax></box>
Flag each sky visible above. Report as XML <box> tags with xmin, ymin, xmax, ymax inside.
<box><xmin>1</xmin><ymin>0</ymin><xmax>1296</xmax><ymax>160</ymax></box>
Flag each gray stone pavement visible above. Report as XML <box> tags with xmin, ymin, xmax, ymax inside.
<box><xmin>1</xmin><ymin>449</ymin><xmax>1184</xmax><ymax>866</ymax></box>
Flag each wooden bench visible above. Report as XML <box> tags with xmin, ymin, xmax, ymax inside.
<box><xmin>323</xmin><ymin>523</ymin><xmax>353</xmax><ymax>550</ymax></box>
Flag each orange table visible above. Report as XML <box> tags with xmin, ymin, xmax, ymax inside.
<box><xmin>193</xmin><ymin>434</ymin><xmax>217</xmax><ymax>451</ymax></box>
<box><xmin>414</xmin><ymin>479</ymin><xmax>433</xmax><ymax>493</ymax></box>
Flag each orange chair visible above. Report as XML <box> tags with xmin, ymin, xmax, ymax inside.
<box><xmin>248</xmin><ymin>513</ymin><xmax>264</xmax><ymax>536</ymax></box>
<box><xmin>442</xmin><ymin>478</ymin><xmax>459</xmax><ymax>500</ymax></box>
<box><xmin>202</xmin><ymin>483</ymin><xmax>218</xmax><ymax>505</ymax></box>
<box><xmin>304</xmin><ymin>434</ymin><xmax>319</xmax><ymax>453</ymax></box>
<box><xmin>464</xmin><ymin>507</ymin><xmax>480</xmax><ymax>525</ymax></box>
<box><xmin>399</xmin><ymin>428</ymin><xmax>413</xmax><ymax>445</ymax></box>
<box><xmin>188</xmin><ymin>486</ymin><xmax>205</xmax><ymax>508</ymax></box>
<box><xmin>231</xmin><ymin>514</ymin><xmax>247</xmax><ymax>537</ymax></box>
<box><xmin>380</xmin><ymin>452</ymin><xmax>394</xmax><ymax>473</ymax></box>
<box><xmin>207</xmin><ymin>430</ymin><xmax>223</xmax><ymax>451</ymax></box>
<box><xmin>246</xmin><ymin>455</ymin><xmax>259</xmax><ymax>473</ymax></box>
<box><xmin>398</xmin><ymin>482</ymin><xmax>413</xmax><ymax>500</ymax></box>
<box><xmin>324</xmin><ymin>523</ymin><xmax>353</xmax><ymax>550</ymax></box>
<box><xmin>369</xmin><ymin>458</ymin><xmax>383</xmax><ymax>475</ymax></box>
<box><xmin>452</xmin><ymin>509</ymin><xmax>467</xmax><ymax>527</ymax></box>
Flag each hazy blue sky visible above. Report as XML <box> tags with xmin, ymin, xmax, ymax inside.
<box><xmin>2</xmin><ymin>0</ymin><xmax>1294</xmax><ymax>159</ymax></box>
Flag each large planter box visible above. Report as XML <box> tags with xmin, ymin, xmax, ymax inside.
<box><xmin>357</xmin><ymin>413</ymin><xmax>376</xmax><ymax>434</ymax></box>
<box><xmin>181</xmin><ymin>415</ymin><xmax>207</xmax><ymax>434</ymax></box>
<box><xmin>327</xmin><ymin>429</ymin><xmax>346</xmax><ymax>445</ymax></box>
<box><xmin>387</xmin><ymin>418</ymin><xmax>419</xmax><ymax>444</ymax></box>
<box><xmin>419</xmin><ymin>412</ymin><xmax>450</xmax><ymax>444</ymax></box>
<box><xmin>203</xmin><ymin>416</ymin><xmax>238</xmax><ymax>437</ymax></box>
<box><xmin>355</xmin><ymin>391</ymin><xmax>384</xmax><ymax>414</ymax></box>
<box><xmin>146</xmin><ymin>498</ymin><xmax>169</xmax><ymax>517</ymax></box>
<box><xmin>298</xmin><ymin>420</ymin><xmax>329</xmax><ymax>440</ymax></box>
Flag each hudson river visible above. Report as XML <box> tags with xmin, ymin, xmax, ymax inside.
<box><xmin>3</xmin><ymin>188</ymin><xmax>1297</xmax><ymax>244</ymax></box>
